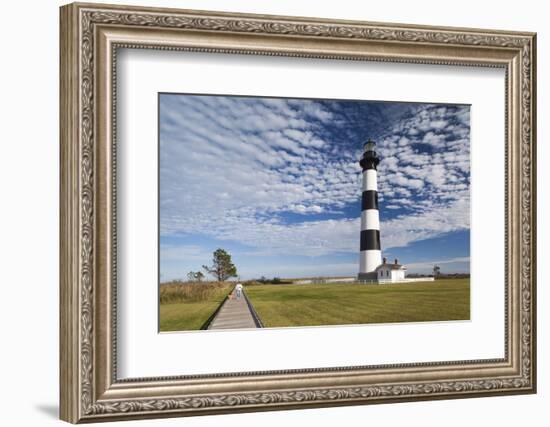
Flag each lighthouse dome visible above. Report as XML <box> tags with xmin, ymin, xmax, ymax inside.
<box><xmin>363</xmin><ymin>139</ymin><xmax>376</xmax><ymax>152</ymax></box>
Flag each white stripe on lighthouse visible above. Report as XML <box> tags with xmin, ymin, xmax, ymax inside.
<box><xmin>361</xmin><ymin>209</ymin><xmax>380</xmax><ymax>230</ymax></box>
<box><xmin>362</xmin><ymin>169</ymin><xmax>378</xmax><ymax>191</ymax></box>
<box><xmin>360</xmin><ymin>250</ymin><xmax>383</xmax><ymax>273</ymax></box>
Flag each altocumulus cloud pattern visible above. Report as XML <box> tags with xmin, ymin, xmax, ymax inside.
<box><xmin>159</xmin><ymin>94</ymin><xmax>470</xmax><ymax>280</ymax></box>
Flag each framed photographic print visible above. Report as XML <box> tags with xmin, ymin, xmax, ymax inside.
<box><xmin>157</xmin><ymin>94</ymin><xmax>472</xmax><ymax>332</ymax></box>
<box><xmin>60</xmin><ymin>2</ymin><xmax>537</xmax><ymax>423</ymax></box>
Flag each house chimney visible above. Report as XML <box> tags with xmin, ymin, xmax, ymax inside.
<box><xmin>394</xmin><ymin>258</ymin><xmax>398</xmax><ymax>265</ymax></box>
<box><xmin>383</xmin><ymin>257</ymin><xmax>387</xmax><ymax>264</ymax></box>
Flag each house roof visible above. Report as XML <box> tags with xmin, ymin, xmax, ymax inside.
<box><xmin>376</xmin><ymin>263</ymin><xmax>406</xmax><ymax>271</ymax></box>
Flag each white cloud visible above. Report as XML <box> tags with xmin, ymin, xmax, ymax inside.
<box><xmin>422</xmin><ymin>131</ymin><xmax>446</xmax><ymax>146</ymax></box>
<box><xmin>160</xmin><ymin>96</ymin><xmax>470</xmax><ymax>260</ymax></box>
<box><xmin>161</xmin><ymin>196</ymin><xmax>469</xmax><ymax>258</ymax></box>
<box><xmin>160</xmin><ymin>95</ymin><xmax>362</xmax><ymax>229</ymax></box>
<box><xmin>160</xmin><ymin>244</ymin><xmax>211</xmax><ymax>262</ymax></box>
<box><xmin>381</xmin><ymin>198</ymin><xmax>469</xmax><ymax>249</ymax></box>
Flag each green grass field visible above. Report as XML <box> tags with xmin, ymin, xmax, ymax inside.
<box><xmin>245</xmin><ymin>279</ymin><xmax>470</xmax><ymax>328</ymax></box>
<box><xmin>159</xmin><ymin>284</ymin><xmax>232</xmax><ymax>332</ymax></box>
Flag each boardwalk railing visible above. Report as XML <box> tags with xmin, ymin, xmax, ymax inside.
<box><xmin>242</xmin><ymin>289</ymin><xmax>264</xmax><ymax>328</ymax></box>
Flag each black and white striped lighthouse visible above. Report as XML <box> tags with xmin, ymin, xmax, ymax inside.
<box><xmin>358</xmin><ymin>139</ymin><xmax>382</xmax><ymax>281</ymax></box>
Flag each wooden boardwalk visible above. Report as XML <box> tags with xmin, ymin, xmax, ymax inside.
<box><xmin>207</xmin><ymin>289</ymin><xmax>258</xmax><ymax>330</ymax></box>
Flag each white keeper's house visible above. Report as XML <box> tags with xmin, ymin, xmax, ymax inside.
<box><xmin>375</xmin><ymin>257</ymin><xmax>407</xmax><ymax>283</ymax></box>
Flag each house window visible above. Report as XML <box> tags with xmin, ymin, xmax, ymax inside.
<box><xmin>386</xmin><ymin>270</ymin><xmax>389</xmax><ymax>277</ymax></box>
<box><xmin>380</xmin><ymin>271</ymin><xmax>383</xmax><ymax>277</ymax></box>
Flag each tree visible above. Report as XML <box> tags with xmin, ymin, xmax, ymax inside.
<box><xmin>187</xmin><ymin>271</ymin><xmax>196</xmax><ymax>282</ymax></box>
<box><xmin>194</xmin><ymin>271</ymin><xmax>205</xmax><ymax>282</ymax></box>
<box><xmin>433</xmin><ymin>265</ymin><xmax>441</xmax><ymax>278</ymax></box>
<box><xmin>202</xmin><ymin>248</ymin><xmax>237</xmax><ymax>282</ymax></box>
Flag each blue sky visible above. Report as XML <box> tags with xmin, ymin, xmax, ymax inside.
<box><xmin>159</xmin><ymin>94</ymin><xmax>470</xmax><ymax>280</ymax></box>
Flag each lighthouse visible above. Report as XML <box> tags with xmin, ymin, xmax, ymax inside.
<box><xmin>358</xmin><ymin>139</ymin><xmax>382</xmax><ymax>281</ymax></box>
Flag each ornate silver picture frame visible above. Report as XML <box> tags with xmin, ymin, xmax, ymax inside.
<box><xmin>60</xmin><ymin>2</ymin><xmax>536</xmax><ymax>423</ymax></box>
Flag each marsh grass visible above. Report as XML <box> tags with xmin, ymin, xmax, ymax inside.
<box><xmin>160</xmin><ymin>281</ymin><xmax>230</xmax><ymax>304</ymax></box>
<box><xmin>159</xmin><ymin>281</ymin><xmax>233</xmax><ymax>331</ymax></box>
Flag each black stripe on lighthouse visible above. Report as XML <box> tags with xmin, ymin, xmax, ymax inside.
<box><xmin>361</xmin><ymin>190</ymin><xmax>379</xmax><ymax>211</ymax></box>
<box><xmin>360</xmin><ymin>229</ymin><xmax>381</xmax><ymax>251</ymax></box>
<box><xmin>359</xmin><ymin>153</ymin><xmax>379</xmax><ymax>171</ymax></box>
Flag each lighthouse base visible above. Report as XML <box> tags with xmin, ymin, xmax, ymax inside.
<box><xmin>357</xmin><ymin>272</ymin><xmax>379</xmax><ymax>282</ymax></box>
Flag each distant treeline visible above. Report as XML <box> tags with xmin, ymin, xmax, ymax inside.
<box><xmin>256</xmin><ymin>276</ymin><xmax>293</xmax><ymax>285</ymax></box>
<box><xmin>437</xmin><ymin>273</ymin><xmax>471</xmax><ymax>279</ymax></box>
<box><xmin>407</xmin><ymin>273</ymin><xmax>470</xmax><ymax>279</ymax></box>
